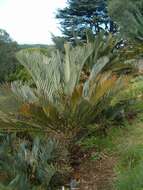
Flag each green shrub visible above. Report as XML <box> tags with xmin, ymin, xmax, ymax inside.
<box><xmin>0</xmin><ymin>134</ymin><xmax>69</xmax><ymax>190</ymax></box>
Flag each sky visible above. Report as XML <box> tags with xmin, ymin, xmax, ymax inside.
<box><xmin>0</xmin><ymin>0</ymin><xmax>66</xmax><ymax>44</ymax></box>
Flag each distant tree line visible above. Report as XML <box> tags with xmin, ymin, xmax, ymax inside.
<box><xmin>0</xmin><ymin>29</ymin><xmax>18</xmax><ymax>82</ymax></box>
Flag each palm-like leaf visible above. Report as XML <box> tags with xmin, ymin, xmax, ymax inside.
<box><xmin>0</xmin><ymin>34</ymin><xmax>137</xmax><ymax>136</ymax></box>
<box><xmin>0</xmin><ymin>134</ymin><xmax>69</xmax><ymax>189</ymax></box>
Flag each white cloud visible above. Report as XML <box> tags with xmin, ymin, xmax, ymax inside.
<box><xmin>0</xmin><ymin>0</ymin><xmax>66</xmax><ymax>44</ymax></box>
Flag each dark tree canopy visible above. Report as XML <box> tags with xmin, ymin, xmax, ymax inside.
<box><xmin>0</xmin><ymin>29</ymin><xmax>18</xmax><ymax>82</ymax></box>
<box><xmin>51</xmin><ymin>34</ymin><xmax>66</xmax><ymax>52</ymax></box>
<box><xmin>108</xmin><ymin>0</ymin><xmax>143</xmax><ymax>42</ymax></box>
<box><xmin>56</xmin><ymin>0</ymin><xmax>117</xmax><ymax>41</ymax></box>
<box><xmin>0</xmin><ymin>29</ymin><xmax>13</xmax><ymax>43</ymax></box>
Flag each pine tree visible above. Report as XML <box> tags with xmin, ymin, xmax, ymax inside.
<box><xmin>56</xmin><ymin>0</ymin><xmax>117</xmax><ymax>41</ymax></box>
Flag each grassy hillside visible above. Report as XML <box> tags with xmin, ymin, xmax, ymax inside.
<box><xmin>19</xmin><ymin>44</ymin><xmax>50</xmax><ymax>49</ymax></box>
<box><xmin>78</xmin><ymin>114</ymin><xmax>143</xmax><ymax>190</ymax></box>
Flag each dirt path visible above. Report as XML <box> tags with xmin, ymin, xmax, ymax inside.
<box><xmin>71</xmin><ymin>120</ymin><xmax>143</xmax><ymax>190</ymax></box>
<box><xmin>74</xmin><ymin>153</ymin><xmax>116</xmax><ymax>190</ymax></box>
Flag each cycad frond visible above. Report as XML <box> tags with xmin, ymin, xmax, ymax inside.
<box><xmin>0</xmin><ymin>34</ymin><xmax>137</xmax><ymax>134</ymax></box>
<box><xmin>0</xmin><ymin>135</ymin><xmax>69</xmax><ymax>189</ymax></box>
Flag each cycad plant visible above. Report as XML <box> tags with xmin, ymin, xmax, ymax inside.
<box><xmin>0</xmin><ymin>133</ymin><xmax>69</xmax><ymax>190</ymax></box>
<box><xmin>0</xmin><ymin>34</ymin><xmax>141</xmax><ymax>189</ymax></box>
<box><xmin>0</xmin><ymin>34</ymin><xmax>137</xmax><ymax>138</ymax></box>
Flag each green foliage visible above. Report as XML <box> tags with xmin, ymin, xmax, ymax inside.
<box><xmin>79</xmin><ymin>134</ymin><xmax>115</xmax><ymax>153</ymax></box>
<box><xmin>0</xmin><ymin>29</ymin><xmax>19</xmax><ymax>82</ymax></box>
<box><xmin>51</xmin><ymin>34</ymin><xmax>66</xmax><ymax>52</ymax></box>
<box><xmin>111</xmin><ymin>76</ymin><xmax>143</xmax><ymax>119</ymax></box>
<box><xmin>80</xmin><ymin>136</ymin><xmax>99</xmax><ymax>150</ymax></box>
<box><xmin>108</xmin><ymin>0</ymin><xmax>143</xmax><ymax>42</ymax></box>
<box><xmin>0</xmin><ymin>134</ymin><xmax>69</xmax><ymax>190</ymax></box>
<box><xmin>8</xmin><ymin>65</ymin><xmax>32</xmax><ymax>83</ymax></box>
<box><xmin>8</xmin><ymin>48</ymin><xmax>53</xmax><ymax>83</ymax></box>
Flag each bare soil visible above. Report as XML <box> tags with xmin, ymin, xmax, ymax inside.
<box><xmin>73</xmin><ymin>153</ymin><xmax>116</xmax><ymax>190</ymax></box>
